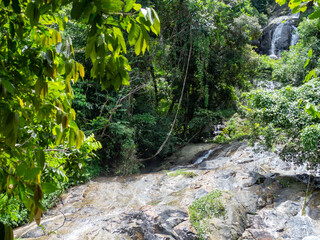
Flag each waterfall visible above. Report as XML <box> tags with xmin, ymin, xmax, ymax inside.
<box><xmin>290</xmin><ymin>26</ymin><xmax>299</xmax><ymax>46</ymax></box>
<box><xmin>193</xmin><ymin>149</ymin><xmax>214</xmax><ymax>165</ymax></box>
<box><xmin>269</xmin><ymin>23</ymin><xmax>285</xmax><ymax>58</ymax></box>
<box><xmin>267</xmin><ymin>13</ymin><xmax>300</xmax><ymax>58</ymax></box>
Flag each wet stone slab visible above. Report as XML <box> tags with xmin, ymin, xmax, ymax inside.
<box><xmin>14</xmin><ymin>142</ymin><xmax>320</xmax><ymax>240</ymax></box>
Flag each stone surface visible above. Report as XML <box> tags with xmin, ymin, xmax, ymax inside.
<box><xmin>14</xmin><ymin>142</ymin><xmax>320</xmax><ymax>239</ymax></box>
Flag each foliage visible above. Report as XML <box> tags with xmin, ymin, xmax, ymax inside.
<box><xmin>214</xmin><ymin>113</ymin><xmax>251</xmax><ymax>143</ymax></box>
<box><xmin>251</xmin><ymin>0</ymin><xmax>277</xmax><ymax>16</ymax></box>
<box><xmin>105</xmin><ymin>122</ymin><xmax>140</xmax><ymax>175</ymax></box>
<box><xmin>143</xmin><ymin>0</ymin><xmax>261</xmax><ymax>144</ymax></box>
<box><xmin>242</xmin><ymin>78</ymin><xmax>320</xmax><ymax>167</ymax></box>
<box><xmin>269</xmin><ymin>21</ymin><xmax>320</xmax><ymax>86</ymax></box>
<box><xmin>0</xmin><ymin>196</ymin><xmax>28</xmax><ymax>228</ymax></box>
<box><xmin>69</xmin><ymin>0</ymin><xmax>264</xmax><ymax>171</ymax></box>
<box><xmin>189</xmin><ymin>190</ymin><xmax>225</xmax><ymax>240</ymax></box>
<box><xmin>0</xmin><ymin>0</ymin><xmax>160</xmax><ymax>234</ymax></box>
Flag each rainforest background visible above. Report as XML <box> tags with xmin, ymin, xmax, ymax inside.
<box><xmin>1</xmin><ymin>0</ymin><xmax>320</xmax><ymax>236</ymax></box>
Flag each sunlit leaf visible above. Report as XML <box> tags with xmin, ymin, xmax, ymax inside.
<box><xmin>124</xmin><ymin>0</ymin><xmax>134</xmax><ymax>12</ymax></box>
<box><xmin>133</xmin><ymin>3</ymin><xmax>141</xmax><ymax>11</ymax></box>
<box><xmin>41</xmin><ymin>182</ymin><xmax>59</xmax><ymax>194</ymax></box>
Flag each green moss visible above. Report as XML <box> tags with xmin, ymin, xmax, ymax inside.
<box><xmin>167</xmin><ymin>169</ymin><xmax>197</xmax><ymax>178</ymax></box>
<box><xmin>188</xmin><ymin>190</ymin><xmax>225</xmax><ymax>240</ymax></box>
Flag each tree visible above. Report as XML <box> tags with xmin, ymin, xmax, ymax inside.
<box><xmin>141</xmin><ymin>0</ymin><xmax>261</xmax><ymax>142</ymax></box>
<box><xmin>0</xmin><ymin>0</ymin><xmax>159</xmax><ymax>238</ymax></box>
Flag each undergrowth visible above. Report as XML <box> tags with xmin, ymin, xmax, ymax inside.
<box><xmin>189</xmin><ymin>190</ymin><xmax>226</xmax><ymax>239</ymax></box>
<box><xmin>167</xmin><ymin>169</ymin><xmax>197</xmax><ymax>178</ymax></box>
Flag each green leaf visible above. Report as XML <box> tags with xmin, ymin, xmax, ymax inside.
<box><xmin>128</xmin><ymin>22</ymin><xmax>140</xmax><ymax>46</ymax></box>
<box><xmin>276</xmin><ymin>0</ymin><xmax>287</xmax><ymax>5</ymax></box>
<box><xmin>3</xmin><ymin>112</ymin><xmax>19</xmax><ymax>147</ymax></box>
<box><xmin>1</xmin><ymin>79</ymin><xmax>15</xmax><ymax>94</ymax></box>
<box><xmin>300</xmin><ymin>4</ymin><xmax>307</xmax><ymax>12</ymax></box>
<box><xmin>140</xmin><ymin>25</ymin><xmax>149</xmax><ymax>54</ymax></box>
<box><xmin>146</xmin><ymin>8</ymin><xmax>154</xmax><ymax>25</ymax></box>
<box><xmin>36</xmin><ymin>149</ymin><xmax>45</xmax><ymax>169</ymax></box>
<box><xmin>133</xmin><ymin>3</ymin><xmax>141</xmax><ymax>11</ymax></box>
<box><xmin>124</xmin><ymin>0</ymin><xmax>134</xmax><ymax>12</ymax></box>
<box><xmin>26</xmin><ymin>2</ymin><xmax>40</xmax><ymax>26</ymax></box>
<box><xmin>289</xmin><ymin>0</ymin><xmax>301</xmax><ymax>9</ymax></box>
<box><xmin>134</xmin><ymin>31</ymin><xmax>143</xmax><ymax>55</ymax></box>
<box><xmin>41</xmin><ymin>183</ymin><xmax>59</xmax><ymax>194</ymax></box>
<box><xmin>24</xmin><ymin>168</ymin><xmax>41</xmax><ymax>181</ymax></box>
<box><xmin>308</xmin><ymin>49</ymin><xmax>313</xmax><ymax>58</ymax></box>
<box><xmin>304</xmin><ymin>59</ymin><xmax>310</xmax><ymax>68</ymax></box>
<box><xmin>46</xmin><ymin>50</ymin><xmax>53</xmax><ymax>66</ymax></box>
<box><xmin>140</xmin><ymin>8</ymin><xmax>148</xmax><ymax>21</ymax></box>
<box><xmin>61</xmin><ymin>114</ymin><xmax>69</xmax><ymax>130</ymax></box>
<box><xmin>151</xmin><ymin>8</ymin><xmax>160</xmax><ymax>35</ymax></box>
<box><xmin>16</xmin><ymin>163</ymin><xmax>28</xmax><ymax>177</ymax></box>
<box><xmin>69</xmin><ymin>127</ymin><xmax>77</xmax><ymax>146</ymax></box>
<box><xmin>100</xmin><ymin>0</ymin><xmax>124</xmax><ymax>12</ymax></box>
<box><xmin>304</xmin><ymin>69</ymin><xmax>317</xmax><ymax>82</ymax></box>
<box><xmin>114</xmin><ymin>27</ymin><xmax>126</xmax><ymax>53</ymax></box>
<box><xmin>76</xmin><ymin>129</ymin><xmax>85</xmax><ymax>148</ymax></box>
<box><xmin>309</xmin><ymin>9</ymin><xmax>320</xmax><ymax>19</ymax></box>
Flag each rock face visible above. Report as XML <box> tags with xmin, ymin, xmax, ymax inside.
<box><xmin>14</xmin><ymin>142</ymin><xmax>320</xmax><ymax>239</ymax></box>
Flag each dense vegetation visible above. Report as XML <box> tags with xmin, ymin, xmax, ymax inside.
<box><xmin>1</xmin><ymin>0</ymin><xmax>320</xmax><ymax>238</ymax></box>
<box><xmin>239</xmin><ymin>0</ymin><xmax>320</xmax><ymax>170</ymax></box>
<box><xmin>189</xmin><ymin>189</ymin><xmax>225</xmax><ymax>239</ymax></box>
<box><xmin>0</xmin><ymin>0</ymin><xmax>159</xmax><ymax>237</ymax></box>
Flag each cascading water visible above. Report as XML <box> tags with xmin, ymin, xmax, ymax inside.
<box><xmin>290</xmin><ymin>25</ymin><xmax>299</xmax><ymax>46</ymax></box>
<box><xmin>193</xmin><ymin>149</ymin><xmax>214</xmax><ymax>165</ymax></box>
<box><xmin>268</xmin><ymin>13</ymin><xmax>300</xmax><ymax>58</ymax></box>
<box><xmin>269</xmin><ymin>23</ymin><xmax>286</xmax><ymax>58</ymax></box>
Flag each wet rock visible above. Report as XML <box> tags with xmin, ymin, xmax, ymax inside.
<box><xmin>307</xmin><ymin>191</ymin><xmax>320</xmax><ymax>220</ymax></box>
<box><xmin>191</xmin><ymin>189</ymin><xmax>208</xmax><ymax>201</ymax></box>
<box><xmin>14</xmin><ymin>142</ymin><xmax>320</xmax><ymax>240</ymax></box>
<box><xmin>158</xmin><ymin>207</ymin><xmax>188</xmax><ymax>231</ymax></box>
<box><xmin>164</xmin><ymin>143</ymin><xmax>217</xmax><ymax>166</ymax></box>
<box><xmin>20</xmin><ymin>227</ymin><xmax>44</xmax><ymax>239</ymax></box>
<box><xmin>276</xmin><ymin>200</ymin><xmax>300</xmax><ymax>216</ymax></box>
<box><xmin>303</xmin><ymin>236</ymin><xmax>320</xmax><ymax>240</ymax></box>
<box><xmin>257</xmin><ymin>197</ymin><xmax>267</xmax><ymax>208</ymax></box>
<box><xmin>116</xmin><ymin>206</ymin><xmax>193</xmax><ymax>240</ymax></box>
<box><xmin>174</xmin><ymin>221</ymin><xmax>198</xmax><ymax>240</ymax></box>
<box><xmin>199</xmin><ymin>157</ymin><xmax>231</xmax><ymax>170</ymax></box>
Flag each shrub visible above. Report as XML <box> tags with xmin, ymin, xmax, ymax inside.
<box><xmin>189</xmin><ymin>190</ymin><xmax>225</xmax><ymax>239</ymax></box>
<box><xmin>214</xmin><ymin>113</ymin><xmax>251</xmax><ymax>143</ymax></box>
<box><xmin>243</xmin><ymin>78</ymin><xmax>320</xmax><ymax>168</ymax></box>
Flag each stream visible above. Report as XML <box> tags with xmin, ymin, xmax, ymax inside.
<box><xmin>15</xmin><ymin>142</ymin><xmax>320</xmax><ymax>239</ymax></box>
